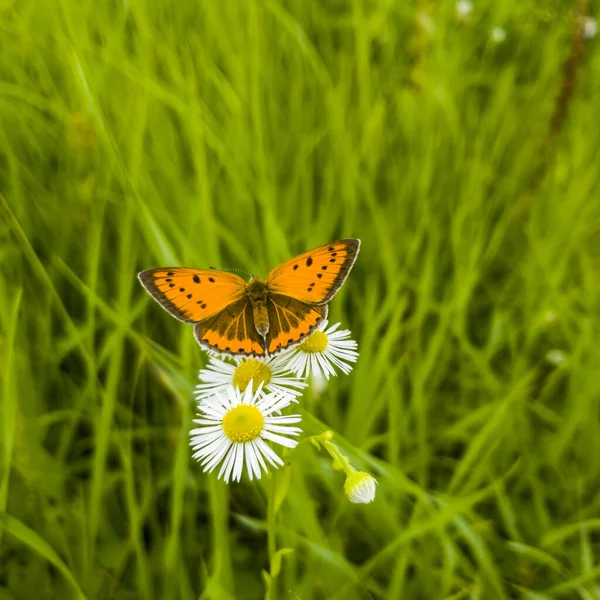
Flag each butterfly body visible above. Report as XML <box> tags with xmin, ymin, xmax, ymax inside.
<box><xmin>245</xmin><ymin>277</ymin><xmax>270</xmax><ymax>339</ymax></box>
<box><xmin>138</xmin><ymin>239</ymin><xmax>360</xmax><ymax>357</ymax></box>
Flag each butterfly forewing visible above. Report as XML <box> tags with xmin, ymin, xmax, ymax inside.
<box><xmin>266</xmin><ymin>239</ymin><xmax>360</xmax><ymax>304</ymax></box>
<box><xmin>138</xmin><ymin>268</ymin><xmax>246</xmax><ymax>323</ymax></box>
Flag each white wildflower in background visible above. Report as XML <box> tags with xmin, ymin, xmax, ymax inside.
<box><xmin>309</xmin><ymin>373</ymin><xmax>328</xmax><ymax>399</ymax></box>
<box><xmin>195</xmin><ymin>354</ymin><xmax>307</xmax><ymax>404</ymax></box>
<box><xmin>546</xmin><ymin>349</ymin><xmax>567</xmax><ymax>366</ymax></box>
<box><xmin>417</xmin><ymin>11</ymin><xmax>436</xmax><ymax>35</ymax></box>
<box><xmin>190</xmin><ymin>384</ymin><xmax>302</xmax><ymax>483</ymax></box>
<box><xmin>344</xmin><ymin>471</ymin><xmax>378</xmax><ymax>504</ymax></box>
<box><xmin>543</xmin><ymin>309</ymin><xmax>558</xmax><ymax>327</ymax></box>
<box><xmin>285</xmin><ymin>321</ymin><xmax>359</xmax><ymax>380</ymax></box>
<box><xmin>490</xmin><ymin>26</ymin><xmax>507</xmax><ymax>44</ymax></box>
<box><xmin>456</xmin><ymin>0</ymin><xmax>473</xmax><ymax>21</ymax></box>
<box><xmin>581</xmin><ymin>17</ymin><xmax>597</xmax><ymax>39</ymax></box>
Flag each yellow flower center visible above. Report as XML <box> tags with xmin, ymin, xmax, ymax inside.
<box><xmin>232</xmin><ymin>359</ymin><xmax>272</xmax><ymax>392</ymax></box>
<box><xmin>222</xmin><ymin>405</ymin><xmax>264</xmax><ymax>443</ymax></box>
<box><xmin>299</xmin><ymin>330</ymin><xmax>329</xmax><ymax>353</ymax></box>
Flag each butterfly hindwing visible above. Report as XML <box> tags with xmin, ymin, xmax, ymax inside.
<box><xmin>266</xmin><ymin>294</ymin><xmax>328</xmax><ymax>354</ymax></box>
<box><xmin>266</xmin><ymin>239</ymin><xmax>360</xmax><ymax>304</ymax></box>
<box><xmin>138</xmin><ymin>268</ymin><xmax>246</xmax><ymax>323</ymax></box>
<box><xmin>194</xmin><ymin>297</ymin><xmax>266</xmax><ymax>356</ymax></box>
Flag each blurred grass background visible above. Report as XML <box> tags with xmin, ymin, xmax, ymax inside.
<box><xmin>1</xmin><ymin>0</ymin><xmax>600</xmax><ymax>598</ymax></box>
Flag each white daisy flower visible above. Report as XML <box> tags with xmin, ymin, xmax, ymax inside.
<box><xmin>189</xmin><ymin>384</ymin><xmax>302</xmax><ymax>483</ymax></box>
<box><xmin>344</xmin><ymin>471</ymin><xmax>377</xmax><ymax>504</ymax></box>
<box><xmin>284</xmin><ymin>321</ymin><xmax>358</xmax><ymax>380</ymax></box>
<box><xmin>195</xmin><ymin>354</ymin><xmax>307</xmax><ymax>404</ymax></box>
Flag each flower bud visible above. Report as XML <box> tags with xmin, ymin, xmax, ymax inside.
<box><xmin>344</xmin><ymin>471</ymin><xmax>377</xmax><ymax>504</ymax></box>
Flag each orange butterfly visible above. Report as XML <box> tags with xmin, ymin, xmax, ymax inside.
<box><xmin>138</xmin><ymin>239</ymin><xmax>360</xmax><ymax>357</ymax></box>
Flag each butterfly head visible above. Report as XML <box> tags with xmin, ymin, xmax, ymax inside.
<box><xmin>245</xmin><ymin>277</ymin><xmax>268</xmax><ymax>301</ymax></box>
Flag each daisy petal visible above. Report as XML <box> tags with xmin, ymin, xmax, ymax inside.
<box><xmin>261</xmin><ymin>429</ymin><xmax>300</xmax><ymax>448</ymax></box>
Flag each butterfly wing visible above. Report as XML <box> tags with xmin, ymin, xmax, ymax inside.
<box><xmin>266</xmin><ymin>239</ymin><xmax>360</xmax><ymax>304</ymax></box>
<box><xmin>194</xmin><ymin>297</ymin><xmax>266</xmax><ymax>356</ymax></box>
<box><xmin>138</xmin><ymin>268</ymin><xmax>247</xmax><ymax>323</ymax></box>
<box><xmin>265</xmin><ymin>295</ymin><xmax>328</xmax><ymax>354</ymax></box>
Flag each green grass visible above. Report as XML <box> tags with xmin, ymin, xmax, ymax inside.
<box><xmin>1</xmin><ymin>1</ymin><xmax>600</xmax><ymax>598</ymax></box>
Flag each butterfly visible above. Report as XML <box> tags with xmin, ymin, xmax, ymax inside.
<box><xmin>138</xmin><ymin>239</ymin><xmax>360</xmax><ymax>357</ymax></box>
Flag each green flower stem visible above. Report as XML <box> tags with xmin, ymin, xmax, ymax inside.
<box><xmin>307</xmin><ymin>430</ymin><xmax>354</xmax><ymax>477</ymax></box>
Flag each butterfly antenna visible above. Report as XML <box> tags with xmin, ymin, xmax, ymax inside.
<box><xmin>209</xmin><ymin>266</ymin><xmax>254</xmax><ymax>278</ymax></box>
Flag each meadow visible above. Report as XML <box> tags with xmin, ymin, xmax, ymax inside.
<box><xmin>1</xmin><ymin>1</ymin><xmax>600</xmax><ymax>598</ymax></box>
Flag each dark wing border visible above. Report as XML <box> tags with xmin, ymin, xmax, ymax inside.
<box><xmin>138</xmin><ymin>269</ymin><xmax>196</xmax><ymax>323</ymax></box>
<box><xmin>319</xmin><ymin>238</ymin><xmax>360</xmax><ymax>304</ymax></box>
